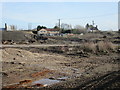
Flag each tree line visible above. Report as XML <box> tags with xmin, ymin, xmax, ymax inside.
<box><xmin>37</xmin><ymin>23</ymin><xmax>99</xmax><ymax>34</ymax></box>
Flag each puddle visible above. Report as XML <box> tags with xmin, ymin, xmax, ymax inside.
<box><xmin>57</xmin><ymin>77</ymin><xmax>68</xmax><ymax>81</ymax></box>
<box><xmin>3</xmin><ymin>77</ymin><xmax>68</xmax><ymax>88</ymax></box>
<box><xmin>32</xmin><ymin>78</ymin><xmax>60</xmax><ymax>86</ymax></box>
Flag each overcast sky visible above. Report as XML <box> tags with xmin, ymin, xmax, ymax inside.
<box><xmin>2</xmin><ymin>2</ymin><xmax>118</xmax><ymax>30</ymax></box>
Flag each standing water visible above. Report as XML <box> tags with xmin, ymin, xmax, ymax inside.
<box><xmin>32</xmin><ymin>78</ymin><xmax>60</xmax><ymax>86</ymax></box>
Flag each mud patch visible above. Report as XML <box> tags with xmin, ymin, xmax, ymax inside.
<box><xmin>31</xmin><ymin>69</ymin><xmax>53</xmax><ymax>77</ymax></box>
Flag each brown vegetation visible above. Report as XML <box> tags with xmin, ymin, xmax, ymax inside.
<box><xmin>81</xmin><ymin>41</ymin><xmax>116</xmax><ymax>53</ymax></box>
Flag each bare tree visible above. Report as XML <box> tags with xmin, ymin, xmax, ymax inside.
<box><xmin>61</xmin><ymin>23</ymin><xmax>72</xmax><ymax>30</ymax></box>
<box><xmin>74</xmin><ymin>25</ymin><xmax>85</xmax><ymax>30</ymax></box>
<box><xmin>73</xmin><ymin>25</ymin><xmax>86</xmax><ymax>34</ymax></box>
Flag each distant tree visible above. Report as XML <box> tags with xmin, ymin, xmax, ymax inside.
<box><xmin>61</xmin><ymin>23</ymin><xmax>72</xmax><ymax>30</ymax></box>
<box><xmin>85</xmin><ymin>23</ymin><xmax>89</xmax><ymax>29</ymax></box>
<box><xmin>72</xmin><ymin>29</ymin><xmax>79</xmax><ymax>34</ymax></box>
<box><xmin>95</xmin><ymin>25</ymin><xmax>98</xmax><ymax>30</ymax></box>
<box><xmin>37</xmin><ymin>25</ymin><xmax>47</xmax><ymax>31</ymax></box>
<box><xmin>5</xmin><ymin>23</ymin><xmax>7</xmax><ymax>31</ymax></box>
<box><xmin>72</xmin><ymin>29</ymin><xmax>86</xmax><ymax>34</ymax></box>
<box><xmin>37</xmin><ymin>25</ymin><xmax>41</xmax><ymax>31</ymax></box>
<box><xmin>54</xmin><ymin>26</ymin><xmax>60</xmax><ymax>29</ymax></box>
<box><xmin>41</xmin><ymin>26</ymin><xmax>47</xmax><ymax>29</ymax></box>
<box><xmin>73</xmin><ymin>25</ymin><xmax>86</xmax><ymax>34</ymax></box>
<box><xmin>74</xmin><ymin>25</ymin><xmax>85</xmax><ymax>30</ymax></box>
<box><xmin>118</xmin><ymin>29</ymin><xmax>120</xmax><ymax>33</ymax></box>
<box><xmin>89</xmin><ymin>25</ymin><xmax>94</xmax><ymax>30</ymax></box>
<box><xmin>88</xmin><ymin>25</ymin><xmax>94</xmax><ymax>32</ymax></box>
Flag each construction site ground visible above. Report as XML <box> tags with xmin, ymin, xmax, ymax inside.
<box><xmin>1</xmin><ymin>46</ymin><xmax>119</xmax><ymax>89</ymax></box>
<box><xmin>0</xmin><ymin>31</ymin><xmax>120</xmax><ymax>89</ymax></box>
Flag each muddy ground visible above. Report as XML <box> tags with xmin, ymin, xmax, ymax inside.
<box><xmin>0</xmin><ymin>31</ymin><xmax>120</xmax><ymax>89</ymax></box>
<box><xmin>1</xmin><ymin>46</ymin><xmax>120</xmax><ymax>89</ymax></box>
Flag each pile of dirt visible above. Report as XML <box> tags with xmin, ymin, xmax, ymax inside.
<box><xmin>1</xmin><ymin>31</ymin><xmax>31</xmax><ymax>41</ymax></box>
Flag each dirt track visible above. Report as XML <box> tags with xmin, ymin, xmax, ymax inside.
<box><xmin>76</xmin><ymin>70</ymin><xmax>120</xmax><ymax>89</ymax></box>
<box><xmin>44</xmin><ymin>70</ymin><xmax>120</xmax><ymax>89</ymax></box>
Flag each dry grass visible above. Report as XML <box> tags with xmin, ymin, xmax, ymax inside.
<box><xmin>40</xmin><ymin>41</ymin><xmax>116</xmax><ymax>55</ymax></box>
<box><xmin>82</xmin><ymin>42</ymin><xmax>97</xmax><ymax>53</ymax></box>
<box><xmin>79</xmin><ymin>33</ymin><xmax>103</xmax><ymax>39</ymax></box>
<box><xmin>81</xmin><ymin>41</ymin><xmax>116</xmax><ymax>53</ymax></box>
<box><xmin>97</xmin><ymin>41</ymin><xmax>116</xmax><ymax>52</ymax></box>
